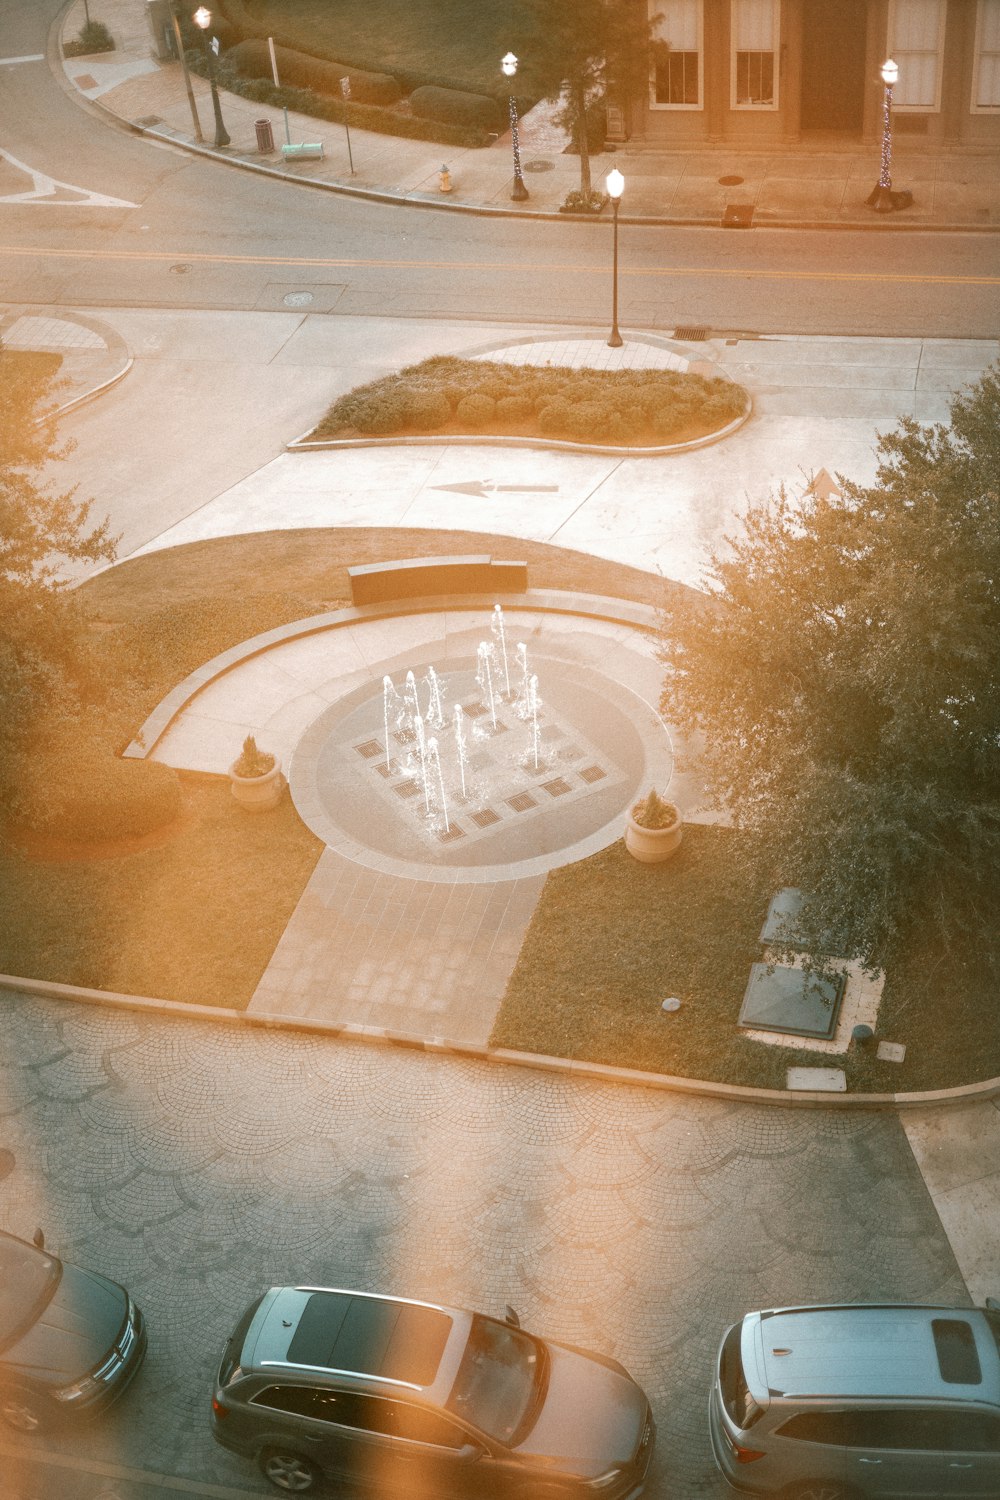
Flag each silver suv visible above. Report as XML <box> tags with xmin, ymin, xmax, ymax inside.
<box><xmin>211</xmin><ymin>1284</ymin><xmax>655</xmax><ymax>1496</ymax></box>
<box><xmin>709</xmin><ymin>1302</ymin><xmax>1000</xmax><ymax>1499</ymax></box>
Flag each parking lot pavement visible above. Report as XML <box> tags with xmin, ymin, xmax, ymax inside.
<box><xmin>0</xmin><ymin>989</ymin><xmax>966</xmax><ymax>1498</ymax></box>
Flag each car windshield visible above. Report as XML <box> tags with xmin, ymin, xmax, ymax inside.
<box><xmin>446</xmin><ymin>1315</ymin><xmax>544</xmax><ymax>1446</ymax></box>
<box><xmin>0</xmin><ymin>1234</ymin><xmax>60</xmax><ymax>1352</ymax></box>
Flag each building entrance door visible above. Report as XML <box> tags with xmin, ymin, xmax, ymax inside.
<box><xmin>800</xmin><ymin>0</ymin><xmax>867</xmax><ymax>134</ymax></box>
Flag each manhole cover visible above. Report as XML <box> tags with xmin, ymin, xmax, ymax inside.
<box><xmin>524</xmin><ymin>160</ymin><xmax>554</xmax><ymax>172</ymax></box>
<box><xmin>0</xmin><ymin>1148</ymin><xmax>15</xmax><ymax>1180</ymax></box>
<box><xmin>169</xmin><ymin>264</ymin><xmax>191</xmax><ymax>274</ymax></box>
<box><xmin>718</xmin><ymin>174</ymin><xmax>744</xmax><ymax>186</ymax></box>
<box><xmin>282</xmin><ymin>290</ymin><xmax>314</xmax><ymax>307</ymax></box>
<box><xmin>135</xmin><ymin>115</ymin><xmax>163</xmax><ymax>127</ymax></box>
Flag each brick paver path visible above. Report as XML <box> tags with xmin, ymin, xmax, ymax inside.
<box><xmin>0</xmin><ymin>991</ymin><xmax>966</xmax><ymax>1499</ymax></box>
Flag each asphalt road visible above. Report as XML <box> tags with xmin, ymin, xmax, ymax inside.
<box><xmin>1</xmin><ymin>0</ymin><xmax>999</xmax><ymax>337</ymax></box>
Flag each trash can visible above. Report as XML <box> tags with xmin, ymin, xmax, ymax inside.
<box><xmin>255</xmin><ymin>119</ymin><xmax>275</xmax><ymax>153</ymax></box>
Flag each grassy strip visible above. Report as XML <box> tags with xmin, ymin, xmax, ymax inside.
<box><xmin>314</xmin><ymin>357</ymin><xmax>748</xmax><ymax>447</ymax></box>
<box><xmin>492</xmin><ymin>826</ymin><xmax>1000</xmax><ymax>1092</ymax></box>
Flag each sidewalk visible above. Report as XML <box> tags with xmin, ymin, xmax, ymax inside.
<box><xmin>61</xmin><ymin>0</ymin><xmax>1000</xmax><ymax>231</ymax></box>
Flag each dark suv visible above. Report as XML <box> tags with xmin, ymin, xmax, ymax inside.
<box><xmin>211</xmin><ymin>1284</ymin><xmax>655</xmax><ymax>1496</ymax></box>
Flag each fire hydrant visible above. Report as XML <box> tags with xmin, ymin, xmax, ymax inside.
<box><xmin>439</xmin><ymin>165</ymin><xmax>452</xmax><ymax>192</ymax></box>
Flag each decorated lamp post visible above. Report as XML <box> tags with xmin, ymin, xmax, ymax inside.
<box><xmin>193</xmin><ymin>6</ymin><xmax>230</xmax><ymax>149</ymax></box>
<box><xmin>501</xmin><ymin>52</ymin><xmax>529</xmax><ymax>202</ymax></box>
<box><xmin>606</xmin><ymin>167</ymin><xmax>624</xmax><ymax>348</ymax></box>
<box><xmin>867</xmin><ymin>58</ymin><xmax>901</xmax><ymax>212</ymax></box>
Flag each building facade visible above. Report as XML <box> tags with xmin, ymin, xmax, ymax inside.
<box><xmin>626</xmin><ymin>0</ymin><xmax>1000</xmax><ymax>149</ymax></box>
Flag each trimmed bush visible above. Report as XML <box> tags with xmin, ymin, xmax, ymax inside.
<box><xmin>15</xmin><ymin>747</ymin><xmax>181</xmax><ymax>842</ymax></box>
<box><xmin>404</xmin><ymin>388</ymin><xmax>452</xmax><ymax>430</ymax></box>
<box><xmin>537</xmin><ymin>400</ymin><xmax>573</xmax><ymax>437</ymax></box>
<box><xmin>456</xmin><ymin>393</ymin><xmax>496</xmax><ymax>427</ymax></box>
<box><xmin>63</xmin><ymin>19</ymin><xmax>114</xmax><ymax>56</ymax></box>
<box><xmin>497</xmin><ymin>395</ymin><xmax>534</xmax><ymax>423</ymax></box>
<box><xmin>226</xmin><ymin>38</ymin><xmax>400</xmax><ymax>104</ymax></box>
<box><xmin>409</xmin><ymin>86</ymin><xmax>502</xmax><ymax>131</ymax></box>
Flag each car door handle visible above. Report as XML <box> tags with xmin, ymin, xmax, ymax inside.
<box><xmin>949</xmin><ymin>1462</ymin><xmax>974</xmax><ymax>1468</ymax></box>
<box><xmin>858</xmin><ymin>1458</ymin><xmax>882</xmax><ymax>1465</ymax></box>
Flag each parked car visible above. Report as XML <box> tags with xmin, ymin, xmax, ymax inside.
<box><xmin>211</xmin><ymin>1284</ymin><xmax>655</xmax><ymax>1496</ymax></box>
<box><xmin>0</xmin><ymin>1226</ymin><xmax>146</xmax><ymax>1432</ymax></box>
<box><xmin>709</xmin><ymin>1300</ymin><xmax>1000</xmax><ymax>1498</ymax></box>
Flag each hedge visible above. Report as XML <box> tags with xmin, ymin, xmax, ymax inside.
<box><xmin>14</xmin><ymin>748</ymin><xmax>181</xmax><ymax>842</ymax></box>
<box><xmin>314</xmin><ymin>358</ymin><xmax>749</xmax><ymax>447</ymax></box>
<box><xmin>409</xmin><ymin>85</ymin><xmax>503</xmax><ymax>131</ymax></box>
<box><xmin>227</xmin><ymin>38</ymin><xmax>400</xmax><ymax>105</ymax></box>
<box><xmin>184</xmin><ymin>52</ymin><xmax>492</xmax><ymax>148</ymax></box>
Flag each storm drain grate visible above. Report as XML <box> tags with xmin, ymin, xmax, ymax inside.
<box><xmin>393</xmin><ymin>780</ymin><xmax>422</xmax><ymax>800</ymax></box>
<box><xmin>469</xmin><ymin>807</ymin><xmax>502</xmax><ymax>828</ymax></box>
<box><xmin>674</xmin><ymin>326</ymin><xmax>710</xmax><ymax>341</ymax></box>
<box><xmin>542</xmin><ymin>778</ymin><xmax>572</xmax><ymax>797</ymax></box>
<box><xmin>437</xmin><ymin>825</ymin><xmax>467</xmax><ymax>843</ymax></box>
<box><xmin>507</xmin><ymin>792</ymin><xmax>537</xmax><ymax>812</ymax></box>
<box><xmin>355</xmin><ymin>739</ymin><xmax>384</xmax><ymax>759</ymax></box>
<box><xmin>579</xmin><ymin>765</ymin><xmax>607</xmax><ymax>784</ymax></box>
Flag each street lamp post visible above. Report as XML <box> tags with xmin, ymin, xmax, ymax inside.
<box><xmin>501</xmin><ymin>52</ymin><xmax>529</xmax><ymax>202</ymax></box>
<box><xmin>193</xmin><ymin>6</ymin><xmax>230</xmax><ymax>149</ymax></box>
<box><xmin>867</xmin><ymin>58</ymin><xmax>910</xmax><ymax>212</ymax></box>
<box><xmin>606</xmin><ymin>167</ymin><xmax>624</xmax><ymax>348</ymax></box>
<box><xmin>170</xmin><ymin>0</ymin><xmax>204</xmax><ymax>142</ymax></box>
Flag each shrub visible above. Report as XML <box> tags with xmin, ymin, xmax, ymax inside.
<box><xmin>232</xmin><ymin>734</ymin><xmax>274</xmax><ymax>777</ymax></box>
<box><xmin>456</xmin><ymin>393</ymin><xmax>496</xmax><ymax>428</ymax></box>
<box><xmin>14</xmin><ymin>745</ymin><xmax>181</xmax><ymax>841</ymax></box>
<box><xmin>631</xmin><ymin>789</ymin><xmax>680</xmax><ymax>830</ymax></box>
<box><xmin>537</xmin><ymin>401</ymin><xmax>572</xmax><ymax>438</ymax></box>
<box><xmin>496</xmin><ymin>395</ymin><xmax>534</xmax><ymax>424</ymax></box>
<box><xmin>226</xmin><ymin>38</ymin><xmax>399</xmax><ymax>103</ymax></box>
<box><xmin>63</xmin><ymin>19</ymin><xmax>114</xmax><ymax>56</ymax></box>
<box><xmin>404</xmin><ymin>388</ymin><xmax>451</xmax><ymax>430</ymax></box>
<box><xmin>409</xmin><ymin>86</ymin><xmax>502</xmax><ymax>131</ymax></box>
<box><xmin>353</xmin><ymin>392</ymin><xmax>408</xmax><ymax>435</ymax></box>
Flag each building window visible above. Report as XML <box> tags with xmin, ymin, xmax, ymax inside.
<box><xmin>651</xmin><ymin>0</ymin><xmax>703</xmax><ymax>109</ymax></box>
<box><xmin>731</xmin><ymin>0</ymin><xmax>780</xmax><ymax>110</ymax></box>
<box><xmin>973</xmin><ymin>0</ymin><xmax>1000</xmax><ymax>111</ymax></box>
<box><xmin>888</xmin><ymin>0</ymin><xmax>947</xmax><ymax>111</ymax></box>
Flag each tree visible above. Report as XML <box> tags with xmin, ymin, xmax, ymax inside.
<box><xmin>0</xmin><ymin>344</ymin><xmax>117</xmax><ymax>808</ymax></box>
<box><xmin>520</xmin><ymin>0</ymin><xmax>663</xmax><ymax>198</ymax></box>
<box><xmin>659</xmin><ymin>364</ymin><xmax>1000</xmax><ymax>976</ymax></box>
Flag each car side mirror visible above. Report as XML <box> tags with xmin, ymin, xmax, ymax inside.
<box><xmin>504</xmin><ymin>1304</ymin><xmax>520</xmax><ymax>1327</ymax></box>
<box><xmin>32</xmin><ymin>1228</ymin><xmax>45</xmax><ymax>1250</ymax></box>
<box><xmin>457</xmin><ymin>1443</ymin><xmax>484</xmax><ymax>1463</ymax></box>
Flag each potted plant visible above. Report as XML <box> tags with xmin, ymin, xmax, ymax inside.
<box><xmin>625</xmin><ymin>788</ymin><xmax>682</xmax><ymax>863</ymax></box>
<box><xmin>228</xmin><ymin>734</ymin><xmax>285</xmax><ymax>812</ymax></box>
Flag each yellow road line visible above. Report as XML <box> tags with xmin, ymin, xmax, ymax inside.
<box><xmin>0</xmin><ymin>244</ymin><xmax>997</xmax><ymax>285</ymax></box>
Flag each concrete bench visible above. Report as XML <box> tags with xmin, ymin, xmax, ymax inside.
<box><xmin>349</xmin><ymin>555</ymin><xmax>528</xmax><ymax>606</ymax></box>
<box><xmin>282</xmin><ymin>142</ymin><xmax>324</xmax><ymax>160</ymax></box>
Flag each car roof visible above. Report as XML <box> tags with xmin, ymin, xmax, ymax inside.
<box><xmin>748</xmin><ymin>1305</ymin><xmax>1000</xmax><ymax>1407</ymax></box>
<box><xmin>242</xmin><ymin>1287</ymin><xmax>467</xmax><ymax>1396</ymax></box>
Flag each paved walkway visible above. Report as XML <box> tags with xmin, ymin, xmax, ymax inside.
<box><xmin>58</xmin><ymin>0</ymin><xmax>1000</xmax><ymax>230</ymax></box>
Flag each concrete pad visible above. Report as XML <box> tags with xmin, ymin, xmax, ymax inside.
<box><xmin>786</xmin><ymin>1067</ymin><xmax>847</xmax><ymax>1092</ymax></box>
<box><xmin>902</xmin><ymin>1103</ymin><xmax>1000</xmax><ymax>1197</ymax></box>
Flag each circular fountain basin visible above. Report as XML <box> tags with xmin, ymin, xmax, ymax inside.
<box><xmin>289</xmin><ymin>615</ymin><xmax>672</xmax><ymax>884</ymax></box>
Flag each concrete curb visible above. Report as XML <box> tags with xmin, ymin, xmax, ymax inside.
<box><xmin>2</xmin><ymin>973</ymin><xmax>996</xmax><ymax>1111</ymax></box>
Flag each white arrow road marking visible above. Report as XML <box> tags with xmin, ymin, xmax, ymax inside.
<box><xmin>0</xmin><ymin>147</ymin><xmax>137</xmax><ymax>207</ymax></box>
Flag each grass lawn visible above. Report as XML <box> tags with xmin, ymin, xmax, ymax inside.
<box><xmin>240</xmin><ymin>0</ymin><xmax>534</xmax><ymax>94</ymax></box>
<box><xmin>3</xmin><ymin>529</ymin><xmax>675</xmax><ymax>1010</ymax></box>
<box><xmin>492</xmin><ymin>825</ymin><xmax>1000</xmax><ymax>1093</ymax></box>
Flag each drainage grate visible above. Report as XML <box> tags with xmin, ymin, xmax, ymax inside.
<box><xmin>722</xmin><ymin>203</ymin><xmax>755</xmax><ymax>229</ymax></box>
<box><xmin>507</xmin><ymin>792</ymin><xmax>537</xmax><ymax>812</ymax></box>
<box><xmin>674</xmin><ymin>326</ymin><xmax>710</xmax><ymax>341</ymax></box>
<box><xmin>355</xmin><ymin>739</ymin><xmax>384</xmax><ymax>759</ymax></box>
<box><xmin>579</xmin><ymin>765</ymin><xmax>607</xmax><ymax>784</ymax></box>
<box><xmin>469</xmin><ymin>807</ymin><xmax>502</xmax><ymax>828</ymax></box>
<box><xmin>463</xmin><ymin>701</ymin><xmax>489</xmax><ymax>718</ymax></box>
<box><xmin>542</xmin><ymin>778</ymin><xmax>572</xmax><ymax>797</ymax></box>
<box><xmin>393</xmin><ymin>780</ymin><xmax>422</xmax><ymax>800</ymax></box>
<box><xmin>438</xmin><ymin>824</ymin><xmax>467</xmax><ymax>842</ymax></box>
<box><xmin>374</xmin><ymin>759</ymin><xmax>400</xmax><ymax>778</ymax></box>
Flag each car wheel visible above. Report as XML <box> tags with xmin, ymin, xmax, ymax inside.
<box><xmin>0</xmin><ymin>1386</ymin><xmax>49</xmax><ymax>1433</ymax></box>
<box><xmin>259</xmin><ymin>1448</ymin><xmax>322</xmax><ymax>1493</ymax></box>
<box><xmin>782</xmin><ymin>1483</ymin><xmax>863</xmax><ymax>1500</ymax></box>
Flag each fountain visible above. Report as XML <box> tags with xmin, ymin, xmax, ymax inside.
<box><xmin>454</xmin><ymin>705</ymin><xmax>469</xmax><ymax>800</ymax></box>
<box><xmin>476</xmin><ymin>642</ymin><xmax>499</xmax><ymax>731</ymax></box>
<box><xmin>492</xmin><ymin>604</ymin><xmax>511</xmax><ymax>697</ymax></box>
<box><xmin>425</xmin><ymin>666</ymin><xmax>445</xmax><ymax>730</ymax></box>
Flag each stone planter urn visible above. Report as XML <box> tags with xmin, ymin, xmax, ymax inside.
<box><xmin>625</xmin><ymin>789</ymin><xmax>683</xmax><ymax>863</ymax></box>
<box><xmin>228</xmin><ymin>735</ymin><xmax>285</xmax><ymax>812</ymax></box>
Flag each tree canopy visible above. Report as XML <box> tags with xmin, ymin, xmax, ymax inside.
<box><xmin>659</xmin><ymin>364</ymin><xmax>1000</xmax><ymax>975</ymax></box>
<box><xmin>519</xmin><ymin>0</ymin><xmax>662</xmax><ymax>196</ymax></box>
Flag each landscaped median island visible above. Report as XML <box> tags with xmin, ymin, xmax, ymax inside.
<box><xmin>309</xmin><ymin>356</ymin><xmax>749</xmax><ymax>449</ymax></box>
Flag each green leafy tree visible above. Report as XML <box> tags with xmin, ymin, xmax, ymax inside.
<box><xmin>659</xmin><ymin>364</ymin><xmax>1000</xmax><ymax>976</ymax></box>
<box><xmin>0</xmin><ymin>344</ymin><xmax>117</xmax><ymax>810</ymax></box>
<box><xmin>519</xmin><ymin>0</ymin><xmax>663</xmax><ymax>197</ymax></box>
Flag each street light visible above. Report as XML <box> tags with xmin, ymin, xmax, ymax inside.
<box><xmin>501</xmin><ymin>52</ymin><xmax>528</xmax><ymax>202</ymax></box>
<box><xmin>606</xmin><ymin>167</ymin><xmax>624</xmax><ymax>348</ymax></box>
<box><xmin>193</xmin><ymin>6</ymin><xmax>230</xmax><ymax>149</ymax></box>
<box><xmin>867</xmin><ymin>57</ymin><xmax>911</xmax><ymax>212</ymax></box>
<box><xmin>169</xmin><ymin>0</ymin><xmax>204</xmax><ymax>143</ymax></box>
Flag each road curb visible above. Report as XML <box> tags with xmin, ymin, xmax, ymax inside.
<box><xmin>2</xmin><ymin>972</ymin><xmax>997</xmax><ymax>1110</ymax></box>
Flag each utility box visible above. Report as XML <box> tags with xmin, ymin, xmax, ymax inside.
<box><xmin>145</xmin><ymin>0</ymin><xmax>176</xmax><ymax>61</ymax></box>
